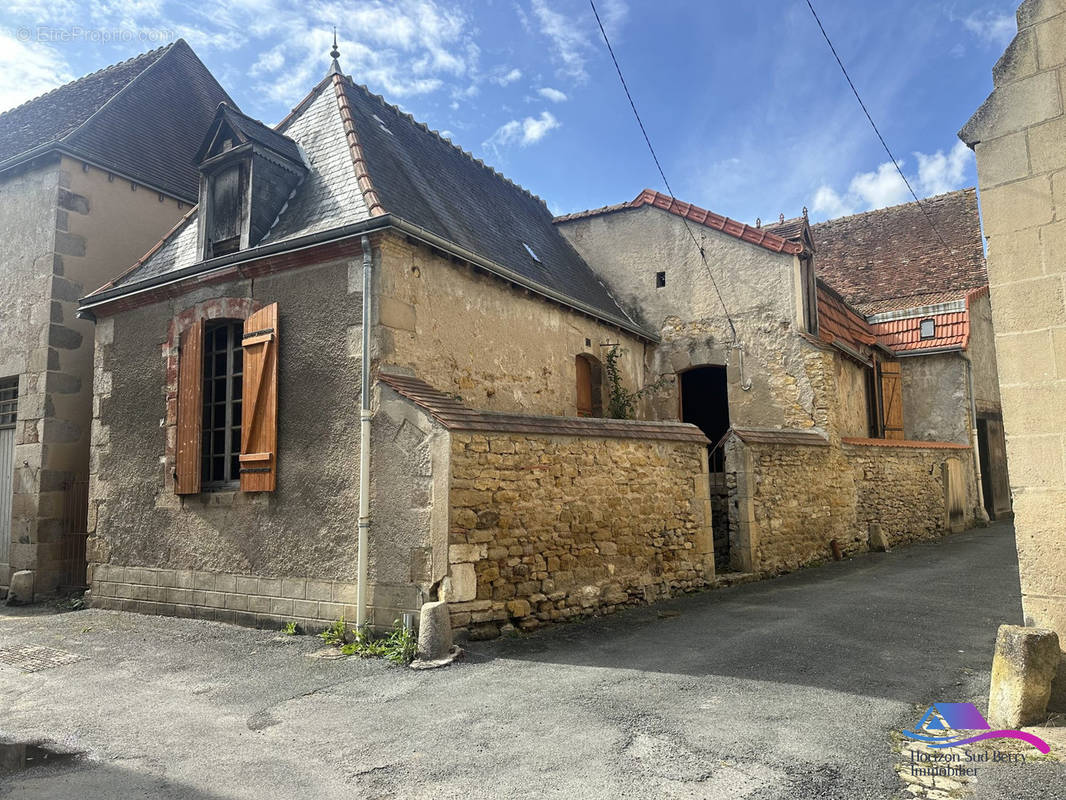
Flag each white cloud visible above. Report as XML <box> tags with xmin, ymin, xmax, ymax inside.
<box><xmin>537</xmin><ymin>86</ymin><xmax>568</xmax><ymax>103</ymax></box>
<box><xmin>810</xmin><ymin>141</ymin><xmax>975</xmax><ymax>220</ymax></box>
<box><xmin>491</xmin><ymin>67</ymin><xmax>522</xmax><ymax>86</ymax></box>
<box><xmin>960</xmin><ymin>11</ymin><xmax>1016</xmax><ymax>47</ymax></box>
<box><xmin>915</xmin><ymin>140</ymin><xmax>972</xmax><ymax>196</ymax></box>
<box><xmin>0</xmin><ymin>32</ymin><xmax>74</xmax><ymax>112</ymax></box>
<box><xmin>483</xmin><ymin>110</ymin><xmax>560</xmax><ymax>151</ymax></box>
<box><xmin>531</xmin><ymin>0</ymin><xmax>592</xmax><ymax>82</ymax></box>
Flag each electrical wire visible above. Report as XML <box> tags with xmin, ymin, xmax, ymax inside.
<box><xmin>804</xmin><ymin>0</ymin><xmax>964</xmax><ymax>260</ymax></box>
<box><xmin>588</xmin><ymin>0</ymin><xmax>739</xmax><ymax>345</ymax></box>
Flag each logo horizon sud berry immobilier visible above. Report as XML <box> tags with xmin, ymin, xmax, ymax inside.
<box><xmin>901</xmin><ymin>702</ymin><xmax>1050</xmax><ymax>753</ymax></box>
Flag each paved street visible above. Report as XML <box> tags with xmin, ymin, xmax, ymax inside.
<box><xmin>1</xmin><ymin>522</ymin><xmax>1061</xmax><ymax>799</ymax></box>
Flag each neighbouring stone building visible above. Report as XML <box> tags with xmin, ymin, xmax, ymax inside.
<box><xmin>0</xmin><ymin>41</ymin><xmax>232</xmax><ymax>598</ymax></box>
<box><xmin>76</xmin><ymin>45</ymin><xmax>993</xmax><ymax>638</ymax></box>
<box><xmin>960</xmin><ymin>0</ymin><xmax>1066</xmax><ymax>707</ymax></box>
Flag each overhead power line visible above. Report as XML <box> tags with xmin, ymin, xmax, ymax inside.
<box><xmin>803</xmin><ymin>0</ymin><xmax>961</xmax><ymax>259</ymax></box>
<box><xmin>588</xmin><ymin>0</ymin><xmax>738</xmax><ymax>345</ymax></box>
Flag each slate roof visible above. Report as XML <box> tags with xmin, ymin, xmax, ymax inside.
<box><xmin>97</xmin><ymin>70</ymin><xmax>640</xmax><ymax>334</ymax></box>
<box><xmin>198</xmin><ymin>104</ymin><xmax>304</xmax><ymax>165</ymax></box>
<box><xmin>809</xmin><ymin>189</ymin><xmax>987</xmax><ymax>314</ymax></box>
<box><xmin>0</xmin><ymin>39</ymin><xmax>234</xmax><ymax>201</ymax></box>
<box><xmin>555</xmin><ymin>190</ymin><xmax>804</xmax><ymax>256</ymax></box>
<box><xmin>380</xmin><ymin>372</ymin><xmax>709</xmax><ymax>443</ymax></box>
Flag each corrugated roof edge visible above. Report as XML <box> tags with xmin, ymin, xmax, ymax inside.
<box><xmin>380</xmin><ymin>373</ymin><xmax>709</xmax><ymax>443</ymax></box>
<box><xmin>554</xmin><ymin>190</ymin><xmax>804</xmax><ymax>256</ymax></box>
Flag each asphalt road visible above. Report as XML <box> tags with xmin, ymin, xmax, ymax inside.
<box><xmin>0</xmin><ymin>522</ymin><xmax>1059</xmax><ymax>799</ymax></box>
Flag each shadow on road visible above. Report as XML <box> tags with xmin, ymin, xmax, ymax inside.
<box><xmin>471</xmin><ymin>524</ymin><xmax>1023</xmax><ymax>701</ymax></box>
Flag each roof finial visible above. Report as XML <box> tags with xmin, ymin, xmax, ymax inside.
<box><xmin>802</xmin><ymin>206</ymin><xmax>808</xmax><ymax>219</ymax></box>
<box><xmin>328</xmin><ymin>27</ymin><xmax>342</xmax><ymax>75</ymax></box>
<box><xmin>755</xmin><ymin>217</ymin><xmax>761</xmax><ymax>228</ymax></box>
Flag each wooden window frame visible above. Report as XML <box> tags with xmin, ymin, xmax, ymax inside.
<box><xmin>0</xmin><ymin>378</ymin><xmax>17</xmax><ymax>429</ymax></box>
<box><xmin>201</xmin><ymin>319</ymin><xmax>244</xmax><ymax>489</ymax></box>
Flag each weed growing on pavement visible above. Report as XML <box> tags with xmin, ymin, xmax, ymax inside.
<box><xmin>282</xmin><ymin>621</ymin><xmax>299</xmax><ymax>635</ymax></box>
<box><xmin>318</xmin><ymin>617</ymin><xmax>348</xmax><ymax>646</ymax></box>
<box><xmin>340</xmin><ymin>620</ymin><xmax>417</xmax><ymax>665</ymax></box>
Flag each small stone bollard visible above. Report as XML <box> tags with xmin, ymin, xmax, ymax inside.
<box><xmin>6</xmin><ymin>570</ymin><xmax>35</xmax><ymax>605</ymax></box>
<box><xmin>868</xmin><ymin>523</ymin><xmax>891</xmax><ymax>552</ymax></box>
<box><xmin>416</xmin><ymin>601</ymin><xmax>453</xmax><ymax>661</ymax></box>
<box><xmin>988</xmin><ymin>625</ymin><xmax>1060</xmax><ymax>727</ymax></box>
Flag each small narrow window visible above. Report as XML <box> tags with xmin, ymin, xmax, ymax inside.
<box><xmin>920</xmin><ymin>318</ymin><xmax>936</xmax><ymax>340</ymax></box>
<box><xmin>655</xmin><ymin>271</ymin><xmax>666</xmax><ymax>288</ymax></box>
<box><xmin>0</xmin><ymin>378</ymin><xmax>18</xmax><ymax>428</ymax></box>
<box><xmin>201</xmin><ymin>320</ymin><xmax>244</xmax><ymax>487</ymax></box>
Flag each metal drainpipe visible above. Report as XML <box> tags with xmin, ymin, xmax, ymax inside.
<box><xmin>356</xmin><ymin>235</ymin><xmax>373</xmax><ymax>629</ymax></box>
<box><xmin>965</xmin><ymin>357</ymin><xmax>989</xmax><ymax>523</ymax></box>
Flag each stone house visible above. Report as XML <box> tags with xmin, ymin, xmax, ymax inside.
<box><xmin>555</xmin><ymin>190</ymin><xmax>990</xmax><ymax>574</ymax></box>
<box><xmin>960</xmin><ymin>0</ymin><xmax>1066</xmax><ymax>704</ymax></box>
<box><xmin>77</xmin><ymin>50</ymin><xmax>990</xmax><ymax>637</ymax></box>
<box><xmin>0</xmin><ymin>40</ymin><xmax>232</xmax><ymax>598</ymax></box>
<box><xmin>809</xmin><ymin>189</ymin><xmax>1012</xmax><ymax>523</ymax></box>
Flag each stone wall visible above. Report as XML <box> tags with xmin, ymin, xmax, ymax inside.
<box><xmin>558</xmin><ymin>205</ymin><xmax>826</xmax><ymax>431</ymax></box>
<box><xmin>0</xmin><ymin>156</ymin><xmax>186</xmax><ymax>592</ymax></box>
<box><xmin>442</xmin><ymin>431</ymin><xmax>713</xmax><ymax>636</ymax></box>
<box><xmin>88</xmin><ymin>257</ymin><xmax>428</xmax><ymax>627</ymax></box>
<box><xmin>960</xmin><ymin>0</ymin><xmax>1066</xmax><ymax>639</ymax></box>
<box><xmin>729</xmin><ymin>435</ymin><xmax>977</xmax><ymax>574</ymax></box>
<box><xmin>377</xmin><ymin>235</ymin><xmax>648</xmax><ymax>417</ymax></box>
<box><xmin>901</xmin><ymin>352</ymin><xmax>970</xmax><ymax>444</ymax></box>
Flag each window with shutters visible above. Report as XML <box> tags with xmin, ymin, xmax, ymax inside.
<box><xmin>201</xmin><ymin>320</ymin><xmax>244</xmax><ymax>486</ymax></box>
<box><xmin>202</xmin><ymin>160</ymin><xmax>249</xmax><ymax>259</ymax></box>
<box><xmin>173</xmin><ymin>301</ymin><xmax>278</xmax><ymax>495</ymax></box>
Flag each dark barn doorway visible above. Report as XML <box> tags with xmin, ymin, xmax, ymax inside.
<box><xmin>680</xmin><ymin>365</ymin><xmax>730</xmax><ymax>571</ymax></box>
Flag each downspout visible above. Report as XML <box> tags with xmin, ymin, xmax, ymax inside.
<box><xmin>965</xmin><ymin>357</ymin><xmax>990</xmax><ymax>523</ymax></box>
<box><xmin>356</xmin><ymin>235</ymin><xmax>373</xmax><ymax>628</ymax></box>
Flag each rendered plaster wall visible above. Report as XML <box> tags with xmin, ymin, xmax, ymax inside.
<box><xmin>960</xmin><ymin>0</ymin><xmax>1066</xmax><ymax>639</ymax></box>
<box><xmin>89</xmin><ymin>258</ymin><xmax>432</xmax><ymax>627</ymax></box>
<box><xmin>0</xmin><ymin>157</ymin><xmax>185</xmax><ymax>591</ymax></box>
<box><xmin>376</xmin><ymin>234</ymin><xmax>646</xmax><ymax>416</ymax></box>
<box><xmin>901</xmin><ymin>353</ymin><xmax>971</xmax><ymax>444</ymax></box>
<box><xmin>731</xmin><ymin>438</ymin><xmax>977</xmax><ymax>574</ymax></box>
<box><xmin>968</xmin><ymin>292</ymin><xmax>1006</xmax><ymax>415</ymax></box>
<box><xmin>444</xmin><ymin>431</ymin><xmax>713</xmax><ymax>637</ymax></box>
<box><xmin>557</xmin><ymin>206</ymin><xmax>830</xmax><ymax>431</ymax></box>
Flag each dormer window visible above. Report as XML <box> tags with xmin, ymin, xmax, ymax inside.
<box><xmin>195</xmin><ymin>103</ymin><xmax>307</xmax><ymax>262</ymax></box>
<box><xmin>920</xmin><ymin>318</ymin><xmax>936</xmax><ymax>340</ymax></box>
<box><xmin>204</xmin><ymin>160</ymin><xmax>249</xmax><ymax>258</ymax></box>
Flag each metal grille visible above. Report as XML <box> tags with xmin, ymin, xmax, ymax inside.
<box><xmin>201</xmin><ymin>321</ymin><xmax>243</xmax><ymax>486</ymax></box>
<box><xmin>0</xmin><ymin>645</ymin><xmax>85</xmax><ymax>672</ymax></box>
<box><xmin>0</xmin><ymin>378</ymin><xmax>17</xmax><ymax>428</ymax></box>
<box><xmin>59</xmin><ymin>480</ymin><xmax>89</xmax><ymax>589</ymax></box>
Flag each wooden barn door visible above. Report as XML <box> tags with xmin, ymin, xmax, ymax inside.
<box><xmin>576</xmin><ymin>355</ymin><xmax>593</xmax><ymax>417</ymax></box>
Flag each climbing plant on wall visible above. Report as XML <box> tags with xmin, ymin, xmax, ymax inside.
<box><xmin>604</xmin><ymin>345</ymin><xmax>668</xmax><ymax>419</ymax></box>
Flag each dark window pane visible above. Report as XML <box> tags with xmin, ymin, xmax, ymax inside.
<box><xmin>213</xmin><ymin>430</ymin><xmax>225</xmax><ymax>453</ymax></box>
<box><xmin>213</xmin><ymin>404</ymin><xmax>226</xmax><ymax>428</ymax></box>
<box><xmin>233</xmin><ymin>348</ymin><xmax>243</xmax><ymax>372</ymax></box>
<box><xmin>214</xmin><ymin>353</ymin><xmax>226</xmax><ymax>375</ymax></box>
<box><xmin>231</xmin><ymin>428</ymin><xmax>242</xmax><ymax>453</ymax></box>
<box><xmin>232</xmin><ymin>377</ymin><xmax>242</xmax><ymax>400</ymax></box>
<box><xmin>212</xmin><ymin>456</ymin><xmax>224</xmax><ymax>479</ymax></box>
<box><xmin>231</xmin><ymin>455</ymin><xmax>240</xmax><ymax>480</ymax></box>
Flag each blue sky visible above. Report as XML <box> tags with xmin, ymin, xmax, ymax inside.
<box><xmin>0</xmin><ymin>1</ymin><xmax>1018</xmax><ymax>223</ymax></box>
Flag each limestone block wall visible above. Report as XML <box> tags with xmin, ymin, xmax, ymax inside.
<box><xmin>730</xmin><ymin>437</ymin><xmax>977</xmax><ymax>574</ymax></box>
<box><xmin>443</xmin><ymin>431</ymin><xmax>713</xmax><ymax>635</ymax></box>
<box><xmin>960</xmin><ymin>0</ymin><xmax>1066</xmax><ymax>637</ymax></box>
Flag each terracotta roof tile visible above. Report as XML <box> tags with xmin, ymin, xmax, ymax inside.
<box><xmin>379</xmin><ymin>373</ymin><xmax>710</xmax><ymax>444</ymax></box>
<box><xmin>555</xmin><ymin>190</ymin><xmax>804</xmax><ymax>256</ymax></box>
<box><xmin>810</xmin><ymin>189</ymin><xmax>987</xmax><ymax>313</ymax></box>
<box><xmin>815</xmin><ymin>280</ymin><xmax>878</xmax><ymax>353</ymax></box>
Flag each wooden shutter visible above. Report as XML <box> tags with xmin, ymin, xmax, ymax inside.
<box><xmin>175</xmin><ymin>319</ymin><xmax>204</xmax><ymax>495</ymax></box>
<box><xmin>576</xmin><ymin>356</ymin><xmax>593</xmax><ymax>417</ymax></box>
<box><xmin>880</xmin><ymin>359</ymin><xmax>904</xmax><ymax>440</ymax></box>
<box><xmin>240</xmin><ymin>303</ymin><xmax>278</xmax><ymax>492</ymax></box>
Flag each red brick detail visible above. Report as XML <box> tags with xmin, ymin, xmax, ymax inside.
<box><xmin>161</xmin><ymin>296</ymin><xmax>261</xmax><ymax>491</ymax></box>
